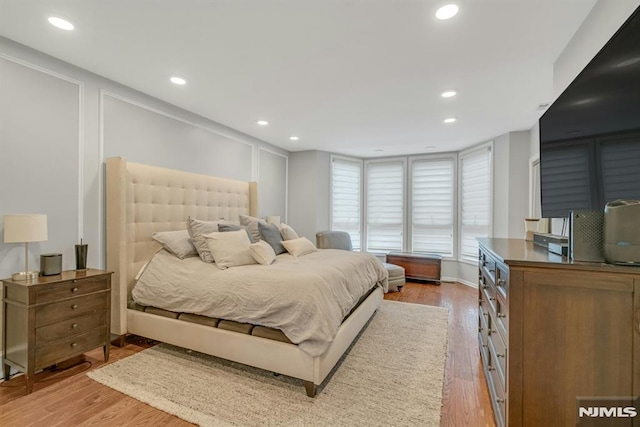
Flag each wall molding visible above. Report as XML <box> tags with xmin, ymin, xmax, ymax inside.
<box><xmin>258</xmin><ymin>146</ymin><xmax>289</xmax><ymax>223</ymax></box>
<box><xmin>0</xmin><ymin>52</ymin><xmax>84</xmax><ymax>243</ymax></box>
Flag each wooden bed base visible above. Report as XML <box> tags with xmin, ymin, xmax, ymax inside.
<box><xmin>105</xmin><ymin>157</ymin><xmax>382</xmax><ymax>397</ymax></box>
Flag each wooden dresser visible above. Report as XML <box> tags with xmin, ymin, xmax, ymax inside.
<box><xmin>2</xmin><ymin>269</ymin><xmax>112</xmax><ymax>393</ymax></box>
<box><xmin>477</xmin><ymin>238</ymin><xmax>640</xmax><ymax>426</ymax></box>
<box><xmin>386</xmin><ymin>252</ymin><xmax>441</xmax><ymax>283</ymax></box>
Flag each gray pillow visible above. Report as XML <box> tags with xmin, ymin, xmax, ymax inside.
<box><xmin>239</xmin><ymin>214</ymin><xmax>268</xmax><ymax>242</ymax></box>
<box><xmin>187</xmin><ymin>217</ymin><xmax>228</xmax><ymax>263</ymax></box>
<box><xmin>258</xmin><ymin>222</ymin><xmax>286</xmax><ymax>255</ymax></box>
<box><xmin>218</xmin><ymin>223</ymin><xmax>255</xmax><ymax>243</ymax></box>
<box><xmin>151</xmin><ymin>230</ymin><xmax>197</xmax><ymax>259</ymax></box>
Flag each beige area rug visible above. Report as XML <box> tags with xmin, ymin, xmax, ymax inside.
<box><xmin>88</xmin><ymin>301</ymin><xmax>449</xmax><ymax>426</ymax></box>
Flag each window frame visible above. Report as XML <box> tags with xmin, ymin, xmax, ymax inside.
<box><xmin>363</xmin><ymin>157</ymin><xmax>407</xmax><ymax>254</ymax></box>
<box><xmin>329</xmin><ymin>154</ymin><xmax>364</xmax><ymax>251</ymax></box>
<box><xmin>407</xmin><ymin>153</ymin><xmax>458</xmax><ymax>259</ymax></box>
<box><xmin>457</xmin><ymin>141</ymin><xmax>493</xmax><ymax>264</ymax></box>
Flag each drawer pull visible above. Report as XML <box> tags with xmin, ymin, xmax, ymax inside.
<box><xmin>482</xmin><ymin>344</ymin><xmax>488</xmax><ymax>348</ymax></box>
<box><xmin>488</xmin><ymin>329</ymin><xmax>495</xmax><ymax>335</ymax></box>
<box><xmin>496</xmin><ymin>398</ymin><xmax>505</xmax><ymax>403</ymax></box>
<box><xmin>71</xmin><ymin>287</ymin><xmax>79</xmax><ymax>292</ymax></box>
<box><xmin>489</xmin><ymin>297</ymin><xmax>496</xmax><ymax>302</ymax></box>
<box><xmin>482</xmin><ymin>312</ymin><xmax>489</xmax><ymax>317</ymax></box>
<box><xmin>71</xmin><ymin>323</ymin><xmax>78</xmax><ymax>329</ymax></box>
<box><xmin>497</xmin><ymin>353</ymin><xmax>505</xmax><ymax>358</ymax></box>
<box><xmin>497</xmin><ymin>313</ymin><xmax>506</xmax><ymax>318</ymax></box>
<box><xmin>497</xmin><ymin>279</ymin><xmax>506</xmax><ymax>286</ymax></box>
<box><xmin>72</xmin><ymin>279</ymin><xmax>78</xmax><ymax>283</ymax></box>
<box><xmin>478</xmin><ymin>299</ymin><xmax>483</xmax><ymax>304</ymax></box>
<box><xmin>71</xmin><ymin>304</ymin><xmax>78</xmax><ymax>309</ymax></box>
<box><xmin>488</xmin><ymin>366</ymin><xmax>495</xmax><ymax>371</ymax></box>
<box><xmin>71</xmin><ymin>342</ymin><xmax>78</xmax><ymax>348</ymax></box>
<box><xmin>482</xmin><ymin>285</ymin><xmax>488</xmax><ymax>290</ymax></box>
<box><xmin>488</xmin><ymin>269</ymin><xmax>495</xmax><ymax>273</ymax></box>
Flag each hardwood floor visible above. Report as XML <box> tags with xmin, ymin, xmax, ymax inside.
<box><xmin>1</xmin><ymin>282</ymin><xmax>495</xmax><ymax>426</ymax></box>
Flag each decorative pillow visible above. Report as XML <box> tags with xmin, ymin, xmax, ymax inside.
<box><xmin>218</xmin><ymin>223</ymin><xmax>255</xmax><ymax>243</ymax></box>
<box><xmin>249</xmin><ymin>240</ymin><xmax>277</xmax><ymax>265</ymax></box>
<box><xmin>239</xmin><ymin>214</ymin><xmax>268</xmax><ymax>242</ymax></box>
<box><xmin>281</xmin><ymin>237</ymin><xmax>318</xmax><ymax>257</ymax></box>
<box><xmin>151</xmin><ymin>230</ymin><xmax>197</xmax><ymax>259</ymax></box>
<box><xmin>204</xmin><ymin>230</ymin><xmax>256</xmax><ymax>269</ymax></box>
<box><xmin>279</xmin><ymin>223</ymin><xmax>299</xmax><ymax>241</ymax></box>
<box><xmin>187</xmin><ymin>217</ymin><xmax>229</xmax><ymax>263</ymax></box>
<box><xmin>258</xmin><ymin>222</ymin><xmax>286</xmax><ymax>255</ymax></box>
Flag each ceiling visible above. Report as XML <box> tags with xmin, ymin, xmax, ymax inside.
<box><xmin>0</xmin><ymin>0</ymin><xmax>598</xmax><ymax>157</ymax></box>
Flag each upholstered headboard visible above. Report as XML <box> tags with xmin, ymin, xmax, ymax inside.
<box><xmin>105</xmin><ymin>157</ymin><xmax>258</xmax><ymax>335</ymax></box>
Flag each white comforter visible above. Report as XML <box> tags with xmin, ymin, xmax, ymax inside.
<box><xmin>132</xmin><ymin>249</ymin><xmax>388</xmax><ymax>356</ymax></box>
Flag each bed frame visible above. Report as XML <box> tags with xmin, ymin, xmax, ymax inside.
<box><xmin>105</xmin><ymin>157</ymin><xmax>383</xmax><ymax>397</ymax></box>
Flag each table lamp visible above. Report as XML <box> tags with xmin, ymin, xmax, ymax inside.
<box><xmin>4</xmin><ymin>214</ymin><xmax>48</xmax><ymax>280</ymax></box>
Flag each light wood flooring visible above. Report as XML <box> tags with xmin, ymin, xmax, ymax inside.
<box><xmin>0</xmin><ymin>282</ymin><xmax>496</xmax><ymax>426</ymax></box>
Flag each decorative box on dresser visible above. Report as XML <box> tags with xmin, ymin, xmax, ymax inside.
<box><xmin>477</xmin><ymin>238</ymin><xmax>640</xmax><ymax>426</ymax></box>
<box><xmin>2</xmin><ymin>269</ymin><xmax>112</xmax><ymax>393</ymax></box>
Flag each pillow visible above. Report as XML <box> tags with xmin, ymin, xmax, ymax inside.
<box><xmin>187</xmin><ymin>217</ymin><xmax>228</xmax><ymax>263</ymax></box>
<box><xmin>279</xmin><ymin>223</ymin><xmax>299</xmax><ymax>241</ymax></box>
<box><xmin>258</xmin><ymin>222</ymin><xmax>286</xmax><ymax>255</ymax></box>
<box><xmin>151</xmin><ymin>230</ymin><xmax>197</xmax><ymax>259</ymax></box>
<box><xmin>218</xmin><ymin>223</ymin><xmax>255</xmax><ymax>243</ymax></box>
<box><xmin>282</xmin><ymin>237</ymin><xmax>317</xmax><ymax>257</ymax></box>
<box><xmin>239</xmin><ymin>214</ymin><xmax>268</xmax><ymax>242</ymax></box>
<box><xmin>204</xmin><ymin>229</ymin><xmax>256</xmax><ymax>269</ymax></box>
<box><xmin>249</xmin><ymin>240</ymin><xmax>277</xmax><ymax>265</ymax></box>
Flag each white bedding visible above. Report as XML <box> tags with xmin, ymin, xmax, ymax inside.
<box><xmin>132</xmin><ymin>249</ymin><xmax>388</xmax><ymax>356</ymax></box>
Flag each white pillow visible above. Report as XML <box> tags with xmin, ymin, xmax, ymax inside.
<box><xmin>204</xmin><ymin>230</ymin><xmax>256</xmax><ymax>269</ymax></box>
<box><xmin>278</xmin><ymin>223</ymin><xmax>299</xmax><ymax>241</ymax></box>
<box><xmin>282</xmin><ymin>237</ymin><xmax>317</xmax><ymax>257</ymax></box>
<box><xmin>249</xmin><ymin>240</ymin><xmax>277</xmax><ymax>265</ymax></box>
<box><xmin>152</xmin><ymin>230</ymin><xmax>197</xmax><ymax>259</ymax></box>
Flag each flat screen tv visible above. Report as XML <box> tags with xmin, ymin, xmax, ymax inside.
<box><xmin>539</xmin><ymin>6</ymin><xmax>640</xmax><ymax>218</ymax></box>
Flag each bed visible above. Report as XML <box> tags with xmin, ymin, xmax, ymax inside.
<box><xmin>105</xmin><ymin>157</ymin><xmax>387</xmax><ymax>397</ymax></box>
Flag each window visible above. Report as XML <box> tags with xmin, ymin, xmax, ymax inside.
<box><xmin>331</xmin><ymin>157</ymin><xmax>362</xmax><ymax>250</ymax></box>
<box><xmin>365</xmin><ymin>160</ymin><xmax>404</xmax><ymax>253</ymax></box>
<box><xmin>459</xmin><ymin>145</ymin><xmax>492</xmax><ymax>261</ymax></box>
<box><xmin>410</xmin><ymin>157</ymin><xmax>455</xmax><ymax>256</ymax></box>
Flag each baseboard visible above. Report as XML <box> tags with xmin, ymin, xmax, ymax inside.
<box><xmin>440</xmin><ymin>276</ymin><xmax>457</xmax><ymax>283</ymax></box>
<box><xmin>457</xmin><ymin>278</ymin><xmax>478</xmax><ymax>288</ymax></box>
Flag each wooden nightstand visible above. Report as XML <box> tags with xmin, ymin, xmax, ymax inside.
<box><xmin>2</xmin><ymin>269</ymin><xmax>112</xmax><ymax>394</ymax></box>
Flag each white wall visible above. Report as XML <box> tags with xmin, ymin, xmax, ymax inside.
<box><xmin>0</xmin><ymin>37</ymin><xmax>289</xmax><ymax>347</ymax></box>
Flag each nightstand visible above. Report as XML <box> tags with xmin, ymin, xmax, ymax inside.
<box><xmin>2</xmin><ymin>269</ymin><xmax>112</xmax><ymax>393</ymax></box>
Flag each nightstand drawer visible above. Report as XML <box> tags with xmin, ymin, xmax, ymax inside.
<box><xmin>36</xmin><ymin>293</ymin><xmax>107</xmax><ymax>327</ymax></box>
<box><xmin>36</xmin><ymin>311</ymin><xmax>107</xmax><ymax>345</ymax></box>
<box><xmin>35</xmin><ymin>277</ymin><xmax>108</xmax><ymax>304</ymax></box>
<box><xmin>35</xmin><ymin>326</ymin><xmax>107</xmax><ymax>368</ymax></box>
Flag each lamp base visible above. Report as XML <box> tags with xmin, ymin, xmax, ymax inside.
<box><xmin>12</xmin><ymin>271</ymin><xmax>40</xmax><ymax>281</ymax></box>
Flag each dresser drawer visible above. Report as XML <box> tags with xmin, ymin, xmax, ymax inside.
<box><xmin>35</xmin><ymin>277</ymin><xmax>108</xmax><ymax>304</ymax></box>
<box><xmin>35</xmin><ymin>326</ymin><xmax>107</xmax><ymax>368</ymax></box>
<box><xmin>36</xmin><ymin>311</ymin><xmax>107</xmax><ymax>345</ymax></box>
<box><xmin>36</xmin><ymin>292</ymin><xmax>107</xmax><ymax>327</ymax></box>
<box><xmin>488</xmin><ymin>327</ymin><xmax>507</xmax><ymax>387</ymax></box>
<box><xmin>487</xmin><ymin>345</ymin><xmax>507</xmax><ymax>427</ymax></box>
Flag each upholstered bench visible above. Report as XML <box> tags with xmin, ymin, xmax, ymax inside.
<box><xmin>382</xmin><ymin>262</ymin><xmax>405</xmax><ymax>292</ymax></box>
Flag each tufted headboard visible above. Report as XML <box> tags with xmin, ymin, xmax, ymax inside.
<box><xmin>105</xmin><ymin>157</ymin><xmax>258</xmax><ymax>335</ymax></box>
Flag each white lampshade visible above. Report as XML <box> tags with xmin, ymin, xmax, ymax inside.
<box><xmin>4</xmin><ymin>214</ymin><xmax>48</xmax><ymax>243</ymax></box>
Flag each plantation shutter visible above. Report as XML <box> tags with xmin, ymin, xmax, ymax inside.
<box><xmin>366</xmin><ymin>161</ymin><xmax>404</xmax><ymax>252</ymax></box>
<box><xmin>331</xmin><ymin>158</ymin><xmax>362</xmax><ymax>250</ymax></box>
<box><xmin>460</xmin><ymin>147</ymin><xmax>492</xmax><ymax>261</ymax></box>
<box><xmin>411</xmin><ymin>158</ymin><xmax>454</xmax><ymax>256</ymax></box>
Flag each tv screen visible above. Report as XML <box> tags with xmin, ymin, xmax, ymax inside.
<box><xmin>539</xmin><ymin>6</ymin><xmax>640</xmax><ymax>218</ymax></box>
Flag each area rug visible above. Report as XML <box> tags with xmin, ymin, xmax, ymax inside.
<box><xmin>88</xmin><ymin>300</ymin><xmax>449</xmax><ymax>426</ymax></box>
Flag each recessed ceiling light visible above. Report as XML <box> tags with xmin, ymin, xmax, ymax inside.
<box><xmin>257</xmin><ymin>120</ymin><xmax>269</xmax><ymax>126</ymax></box>
<box><xmin>170</xmin><ymin>77</ymin><xmax>186</xmax><ymax>85</ymax></box>
<box><xmin>374</xmin><ymin>149</ymin><xmax>384</xmax><ymax>152</ymax></box>
<box><xmin>443</xmin><ymin>117</ymin><xmax>457</xmax><ymax>123</ymax></box>
<box><xmin>441</xmin><ymin>90</ymin><xmax>457</xmax><ymax>98</ymax></box>
<box><xmin>48</xmin><ymin>17</ymin><xmax>74</xmax><ymax>31</ymax></box>
<box><xmin>289</xmin><ymin>136</ymin><xmax>299</xmax><ymax>141</ymax></box>
<box><xmin>425</xmin><ymin>146</ymin><xmax>437</xmax><ymax>150</ymax></box>
<box><xmin>435</xmin><ymin>4</ymin><xmax>459</xmax><ymax>20</ymax></box>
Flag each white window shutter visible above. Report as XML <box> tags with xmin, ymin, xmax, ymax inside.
<box><xmin>331</xmin><ymin>158</ymin><xmax>362</xmax><ymax>250</ymax></box>
<box><xmin>411</xmin><ymin>158</ymin><xmax>454</xmax><ymax>256</ymax></box>
<box><xmin>460</xmin><ymin>147</ymin><xmax>492</xmax><ymax>261</ymax></box>
<box><xmin>366</xmin><ymin>161</ymin><xmax>404</xmax><ymax>252</ymax></box>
